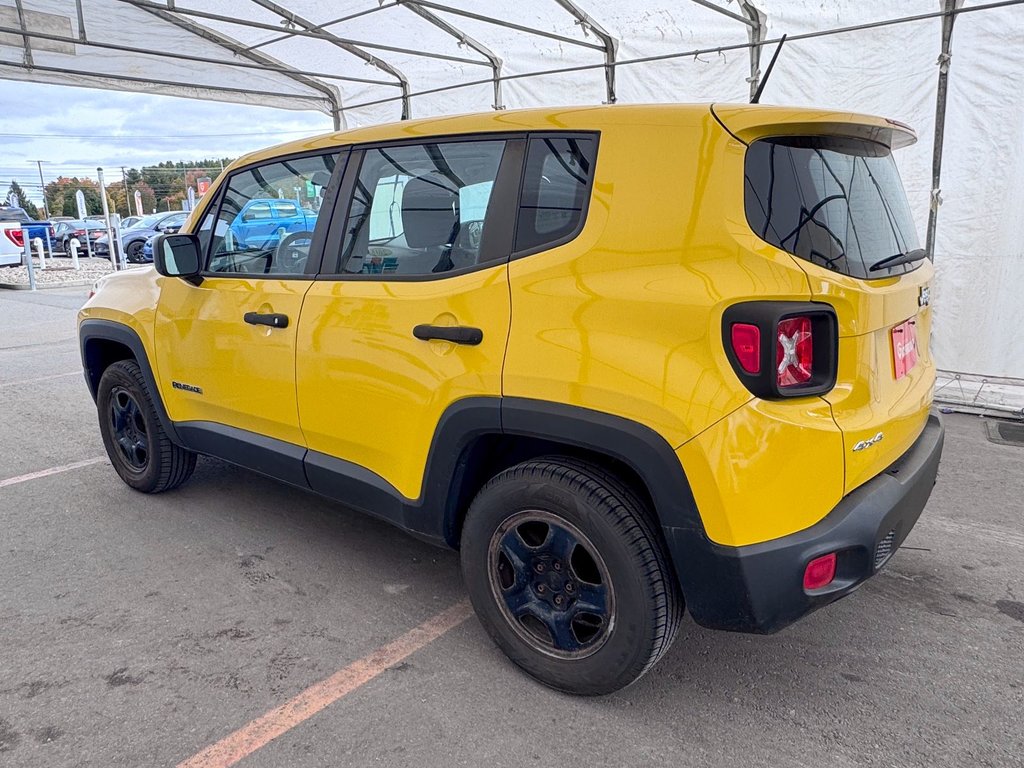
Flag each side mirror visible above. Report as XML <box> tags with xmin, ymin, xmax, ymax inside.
<box><xmin>153</xmin><ymin>233</ymin><xmax>203</xmax><ymax>285</ymax></box>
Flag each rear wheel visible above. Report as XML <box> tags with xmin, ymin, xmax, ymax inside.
<box><xmin>461</xmin><ymin>457</ymin><xmax>683</xmax><ymax>695</ymax></box>
<box><xmin>97</xmin><ymin>360</ymin><xmax>196</xmax><ymax>493</ymax></box>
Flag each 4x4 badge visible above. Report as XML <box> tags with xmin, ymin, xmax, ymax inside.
<box><xmin>853</xmin><ymin>432</ymin><xmax>884</xmax><ymax>452</ymax></box>
<box><xmin>919</xmin><ymin>286</ymin><xmax>930</xmax><ymax>307</ymax></box>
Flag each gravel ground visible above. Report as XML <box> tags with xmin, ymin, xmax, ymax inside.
<box><xmin>0</xmin><ymin>258</ymin><xmax>145</xmax><ymax>287</ymax></box>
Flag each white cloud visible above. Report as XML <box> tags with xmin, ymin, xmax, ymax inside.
<box><xmin>0</xmin><ymin>81</ymin><xmax>333</xmax><ymax>207</ymax></box>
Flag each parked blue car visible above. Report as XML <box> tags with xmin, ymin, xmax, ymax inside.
<box><xmin>141</xmin><ymin>199</ymin><xmax>317</xmax><ymax>263</ymax></box>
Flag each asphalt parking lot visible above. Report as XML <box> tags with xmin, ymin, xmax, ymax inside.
<box><xmin>1</xmin><ymin>286</ymin><xmax>1022</xmax><ymax>768</ymax></box>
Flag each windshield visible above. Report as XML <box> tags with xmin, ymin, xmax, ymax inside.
<box><xmin>132</xmin><ymin>214</ymin><xmax>164</xmax><ymax>229</ymax></box>
<box><xmin>744</xmin><ymin>136</ymin><xmax>921</xmax><ymax>279</ymax></box>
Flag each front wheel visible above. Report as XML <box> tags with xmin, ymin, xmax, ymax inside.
<box><xmin>125</xmin><ymin>240</ymin><xmax>144</xmax><ymax>263</ymax></box>
<box><xmin>461</xmin><ymin>457</ymin><xmax>683</xmax><ymax>695</ymax></box>
<box><xmin>97</xmin><ymin>360</ymin><xmax>196</xmax><ymax>493</ymax></box>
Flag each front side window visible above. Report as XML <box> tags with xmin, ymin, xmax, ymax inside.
<box><xmin>514</xmin><ymin>135</ymin><xmax>597</xmax><ymax>254</ymax></box>
<box><xmin>744</xmin><ymin>136</ymin><xmax>922</xmax><ymax>279</ymax></box>
<box><xmin>332</xmin><ymin>140</ymin><xmax>506</xmax><ymax>277</ymax></box>
<box><xmin>202</xmin><ymin>152</ymin><xmax>338</xmax><ymax>276</ymax></box>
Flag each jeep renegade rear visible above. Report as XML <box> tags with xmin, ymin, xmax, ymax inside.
<box><xmin>80</xmin><ymin>104</ymin><xmax>943</xmax><ymax>695</ymax></box>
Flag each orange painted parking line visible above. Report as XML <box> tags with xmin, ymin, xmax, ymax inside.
<box><xmin>0</xmin><ymin>456</ymin><xmax>107</xmax><ymax>488</ymax></box>
<box><xmin>0</xmin><ymin>371</ymin><xmax>80</xmax><ymax>387</ymax></box>
<box><xmin>177</xmin><ymin>599</ymin><xmax>474</xmax><ymax>768</ymax></box>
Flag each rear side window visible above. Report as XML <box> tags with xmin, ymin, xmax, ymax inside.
<box><xmin>333</xmin><ymin>140</ymin><xmax>506</xmax><ymax>277</ymax></box>
<box><xmin>515</xmin><ymin>136</ymin><xmax>597</xmax><ymax>254</ymax></box>
<box><xmin>744</xmin><ymin>136</ymin><xmax>921</xmax><ymax>279</ymax></box>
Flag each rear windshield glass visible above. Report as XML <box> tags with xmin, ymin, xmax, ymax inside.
<box><xmin>744</xmin><ymin>136</ymin><xmax>921</xmax><ymax>279</ymax></box>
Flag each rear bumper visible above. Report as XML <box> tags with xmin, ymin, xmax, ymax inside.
<box><xmin>666</xmin><ymin>413</ymin><xmax>944</xmax><ymax>633</ymax></box>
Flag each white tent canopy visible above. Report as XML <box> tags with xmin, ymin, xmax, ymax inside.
<box><xmin>2</xmin><ymin>0</ymin><xmax>1023</xmax><ymax>409</ymax></box>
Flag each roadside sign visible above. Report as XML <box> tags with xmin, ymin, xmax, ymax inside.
<box><xmin>196</xmin><ymin>177</ymin><xmax>212</xmax><ymax>195</ymax></box>
<box><xmin>133</xmin><ymin>190</ymin><xmax>143</xmax><ymax>216</ymax></box>
<box><xmin>75</xmin><ymin>190</ymin><xmax>87</xmax><ymax>219</ymax></box>
<box><xmin>186</xmin><ymin>187</ymin><xmax>196</xmax><ymax>211</ymax></box>
<box><xmin>305</xmin><ymin>180</ymin><xmax>315</xmax><ymax>198</ymax></box>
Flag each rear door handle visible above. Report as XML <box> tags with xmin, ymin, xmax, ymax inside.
<box><xmin>244</xmin><ymin>312</ymin><xmax>289</xmax><ymax>329</ymax></box>
<box><xmin>413</xmin><ymin>324</ymin><xmax>483</xmax><ymax>346</ymax></box>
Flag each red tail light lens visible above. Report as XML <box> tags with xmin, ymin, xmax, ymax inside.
<box><xmin>803</xmin><ymin>552</ymin><xmax>837</xmax><ymax>590</ymax></box>
<box><xmin>776</xmin><ymin>316</ymin><xmax>813</xmax><ymax>387</ymax></box>
<box><xmin>3</xmin><ymin>228</ymin><xmax>24</xmax><ymax>248</ymax></box>
<box><xmin>730</xmin><ymin>323</ymin><xmax>761</xmax><ymax>374</ymax></box>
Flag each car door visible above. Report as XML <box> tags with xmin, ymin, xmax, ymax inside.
<box><xmin>295</xmin><ymin>136</ymin><xmax>523</xmax><ymax>502</ymax></box>
<box><xmin>154</xmin><ymin>150</ymin><xmax>344</xmax><ymax>454</ymax></box>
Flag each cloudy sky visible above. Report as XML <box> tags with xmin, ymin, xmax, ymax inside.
<box><xmin>0</xmin><ymin>80</ymin><xmax>334</xmax><ymax>209</ymax></box>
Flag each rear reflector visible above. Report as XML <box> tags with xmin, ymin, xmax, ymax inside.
<box><xmin>803</xmin><ymin>552</ymin><xmax>837</xmax><ymax>591</ymax></box>
<box><xmin>3</xmin><ymin>227</ymin><xmax>24</xmax><ymax>248</ymax></box>
<box><xmin>730</xmin><ymin>323</ymin><xmax>761</xmax><ymax>374</ymax></box>
<box><xmin>777</xmin><ymin>316</ymin><xmax>813</xmax><ymax>387</ymax></box>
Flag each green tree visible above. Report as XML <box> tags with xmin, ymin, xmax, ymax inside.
<box><xmin>6</xmin><ymin>180</ymin><xmax>40</xmax><ymax>219</ymax></box>
<box><xmin>44</xmin><ymin>177</ymin><xmax>103</xmax><ymax>217</ymax></box>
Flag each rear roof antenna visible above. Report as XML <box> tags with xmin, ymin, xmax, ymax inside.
<box><xmin>750</xmin><ymin>34</ymin><xmax>788</xmax><ymax>104</ymax></box>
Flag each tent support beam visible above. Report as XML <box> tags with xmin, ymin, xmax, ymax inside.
<box><xmin>737</xmin><ymin>1</ymin><xmax>766</xmax><ymax>102</ymax></box>
<box><xmin>552</xmin><ymin>0</ymin><xmax>618</xmax><ymax>103</ymax></box>
<box><xmin>247</xmin><ymin>0</ymin><xmax>412</xmax><ymax>119</ymax></box>
<box><xmin>690</xmin><ymin>0</ymin><xmax>756</xmax><ymax>27</ymax></box>
<box><xmin>398</xmin><ymin>0</ymin><xmax>505</xmax><ymax>110</ymax></box>
<box><xmin>75</xmin><ymin>0</ymin><xmax>88</xmax><ymax>41</ymax></box>
<box><xmin>926</xmin><ymin>0</ymin><xmax>963</xmax><ymax>262</ymax></box>
<box><xmin>0</xmin><ymin>59</ymin><xmax>332</xmax><ymax>103</ymax></box>
<box><xmin>244</xmin><ymin>3</ymin><xmax>396</xmax><ymax>53</ymax></box>
<box><xmin>408</xmin><ymin>1</ymin><xmax>605</xmax><ymax>52</ymax></box>
<box><xmin>13</xmin><ymin>0</ymin><xmax>32</xmax><ymax>66</ymax></box>
<box><xmin>132</xmin><ymin>2</ymin><xmax>346</xmax><ymax>128</ymax></box>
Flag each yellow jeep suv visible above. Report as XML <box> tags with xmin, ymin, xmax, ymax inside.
<box><xmin>80</xmin><ymin>104</ymin><xmax>944</xmax><ymax>695</ymax></box>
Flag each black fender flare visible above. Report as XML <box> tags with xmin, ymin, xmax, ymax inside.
<box><xmin>79</xmin><ymin>318</ymin><xmax>182</xmax><ymax>445</ymax></box>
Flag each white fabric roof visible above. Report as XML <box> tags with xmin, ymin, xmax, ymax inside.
<box><xmin>2</xmin><ymin>0</ymin><xmax>1023</xmax><ymax>406</ymax></box>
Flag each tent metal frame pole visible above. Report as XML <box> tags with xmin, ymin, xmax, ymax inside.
<box><xmin>737</xmin><ymin>1</ymin><xmax>766</xmax><ymax>102</ymax></box>
<box><xmin>133</xmin><ymin>1</ymin><xmax>346</xmax><ymax>129</ymax></box>
<box><xmin>408</xmin><ymin>1</ymin><xmax>605</xmax><ymax>52</ymax></box>
<box><xmin>246</xmin><ymin>0</ymin><xmax>412</xmax><ymax>120</ymax></box>
<box><xmin>115</xmin><ymin>0</ymin><xmax>481</xmax><ymax>66</ymax></box>
<box><xmin>74</xmin><ymin>0</ymin><xmax>88</xmax><ymax>42</ymax></box>
<box><xmin>552</xmin><ymin>0</ymin><xmax>618</xmax><ymax>103</ymax></box>
<box><xmin>926</xmin><ymin>0</ymin><xmax>963</xmax><ymax>263</ymax></box>
<box><xmin>13</xmin><ymin>0</ymin><xmax>32</xmax><ymax>67</ymax></box>
<box><xmin>398</xmin><ymin>0</ymin><xmax>505</xmax><ymax>110</ymax></box>
<box><xmin>690</xmin><ymin>0</ymin><xmax>756</xmax><ymax>27</ymax></box>
<box><xmin>0</xmin><ymin>59</ymin><xmax>331</xmax><ymax>103</ymax></box>
<box><xmin>243</xmin><ymin>2</ymin><xmax>397</xmax><ymax>53</ymax></box>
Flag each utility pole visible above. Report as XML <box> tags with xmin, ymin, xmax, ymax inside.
<box><xmin>120</xmin><ymin>166</ymin><xmax>130</xmax><ymax>217</ymax></box>
<box><xmin>30</xmin><ymin>160</ymin><xmax>49</xmax><ymax>219</ymax></box>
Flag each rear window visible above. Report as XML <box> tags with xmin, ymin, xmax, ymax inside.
<box><xmin>744</xmin><ymin>136</ymin><xmax>921</xmax><ymax>279</ymax></box>
<box><xmin>1</xmin><ymin>208</ymin><xmax>31</xmax><ymax>223</ymax></box>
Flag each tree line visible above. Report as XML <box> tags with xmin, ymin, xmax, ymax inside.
<box><xmin>6</xmin><ymin>157</ymin><xmax>233</xmax><ymax>220</ymax></box>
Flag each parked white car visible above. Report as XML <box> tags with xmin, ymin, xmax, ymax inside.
<box><xmin>0</xmin><ymin>218</ymin><xmax>25</xmax><ymax>267</ymax></box>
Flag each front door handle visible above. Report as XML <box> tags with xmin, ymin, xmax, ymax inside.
<box><xmin>244</xmin><ymin>312</ymin><xmax>289</xmax><ymax>329</ymax></box>
<box><xmin>413</xmin><ymin>324</ymin><xmax>483</xmax><ymax>346</ymax></box>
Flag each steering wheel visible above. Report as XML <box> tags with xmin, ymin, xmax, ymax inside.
<box><xmin>274</xmin><ymin>230</ymin><xmax>315</xmax><ymax>272</ymax></box>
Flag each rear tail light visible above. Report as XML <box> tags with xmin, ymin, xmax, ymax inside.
<box><xmin>3</xmin><ymin>227</ymin><xmax>24</xmax><ymax>248</ymax></box>
<box><xmin>803</xmin><ymin>552</ymin><xmax>837</xmax><ymax>590</ymax></box>
<box><xmin>723</xmin><ymin>302</ymin><xmax>837</xmax><ymax>399</ymax></box>
<box><xmin>776</xmin><ymin>316</ymin><xmax>813</xmax><ymax>387</ymax></box>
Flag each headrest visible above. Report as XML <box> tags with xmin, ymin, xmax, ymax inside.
<box><xmin>402</xmin><ymin>174</ymin><xmax>459</xmax><ymax>248</ymax></box>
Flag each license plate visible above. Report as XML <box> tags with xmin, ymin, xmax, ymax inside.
<box><xmin>891</xmin><ymin>319</ymin><xmax>919</xmax><ymax>380</ymax></box>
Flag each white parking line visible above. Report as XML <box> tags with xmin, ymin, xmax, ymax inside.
<box><xmin>0</xmin><ymin>371</ymin><xmax>81</xmax><ymax>387</ymax></box>
<box><xmin>0</xmin><ymin>457</ymin><xmax>107</xmax><ymax>489</ymax></box>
